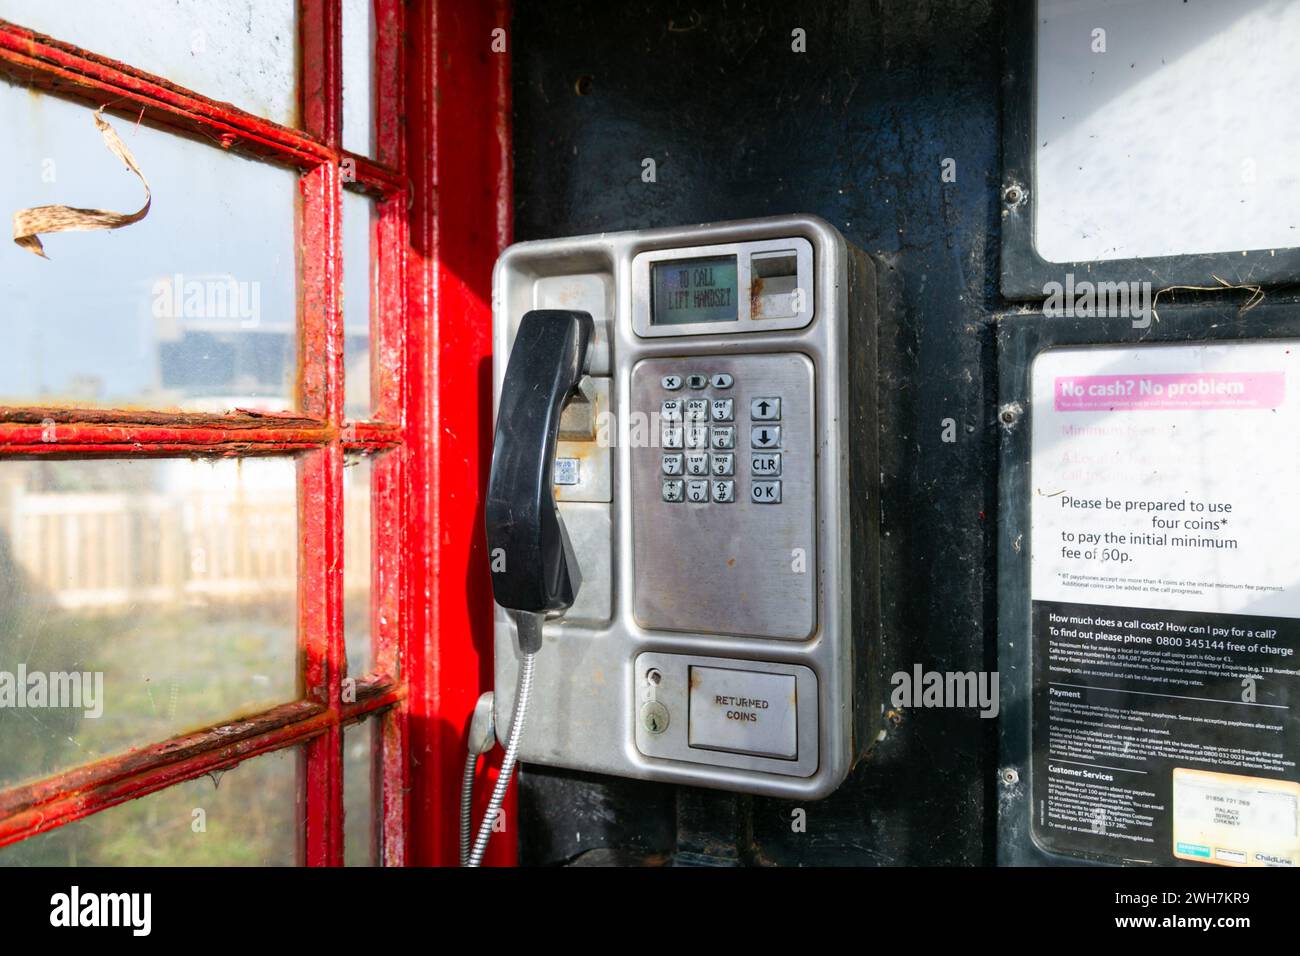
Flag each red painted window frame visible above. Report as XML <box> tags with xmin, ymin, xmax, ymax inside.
<box><xmin>0</xmin><ymin>0</ymin><xmax>514</xmax><ymax>867</ymax></box>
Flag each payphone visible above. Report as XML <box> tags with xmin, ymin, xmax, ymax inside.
<box><xmin>471</xmin><ymin>215</ymin><xmax>880</xmax><ymax>861</ymax></box>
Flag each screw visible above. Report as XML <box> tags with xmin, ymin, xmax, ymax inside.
<box><xmin>1001</xmin><ymin>767</ymin><xmax>1020</xmax><ymax>785</ymax></box>
<box><xmin>1003</xmin><ymin>184</ymin><xmax>1024</xmax><ymax>205</ymax></box>
<box><xmin>646</xmin><ymin>668</ymin><xmax>662</xmax><ymax>686</ymax></box>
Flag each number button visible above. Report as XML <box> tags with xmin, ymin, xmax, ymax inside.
<box><xmin>710</xmin><ymin>399</ymin><xmax>733</xmax><ymax>422</ymax></box>
<box><xmin>712</xmin><ymin>480</ymin><xmax>735</xmax><ymax>503</ymax></box>
<box><xmin>710</xmin><ymin>453</ymin><xmax>734</xmax><ymax>476</ymax></box>
<box><xmin>685</xmin><ymin>399</ymin><xmax>709</xmax><ymax>422</ymax></box>
<box><xmin>685</xmin><ymin>425</ymin><xmax>709</xmax><ymax>448</ymax></box>
<box><xmin>662</xmin><ymin>479</ymin><xmax>684</xmax><ymax>503</ymax></box>
<box><xmin>710</xmin><ymin>426</ymin><xmax>735</xmax><ymax>450</ymax></box>
<box><xmin>751</xmin><ymin>453</ymin><xmax>781</xmax><ymax>477</ymax></box>
<box><xmin>686</xmin><ymin>479</ymin><xmax>710</xmax><ymax>503</ymax></box>
<box><xmin>685</xmin><ymin>452</ymin><xmax>709</xmax><ymax>476</ymax></box>
<box><xmin>662</xmin><ymin>426</ymin><xmax>683</xmax><ymax>449</ymax></box>
<box><xmin>751</xmin><ymin>480</ymin><xmax>782</xmax><ymax>504</ymax></box>
<box><xmin>661</xmin><ymin>399</ymin><xmax>683</xmax><ymax>422</ymax></box>
<box><xmin>750</xmin><ymin>397</ymin><xmax>781</xmax><ymax>421</ymax></box>
<box><xmin>662</xmin><ymin>453</ymin><xmax>684</xmax><ymax>476</ymax></box>
<box><xmin>750</xmin><ymin>425</ymin><xmax>780</xmax><ymax>449</ymax></box>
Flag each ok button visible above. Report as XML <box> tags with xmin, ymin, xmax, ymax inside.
<box><xmin>751</xmin><ymin>480</ymin><xmax>782</xmax><ymax>503</ymax></box>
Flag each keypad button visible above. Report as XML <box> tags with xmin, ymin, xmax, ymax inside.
<box><xmin>662</xmin><ymin>375</ymin><xmax>683</xmax><ymax>390</ymax></box>
<box><xmin>750</xmin><ymin>397</ymin><xmax>781</xmax><ymax>421</ymax></box>
<box><xmin>685</xmin><ymin>425</ymin><xmax>709</xmax><ymax>448</ymax></box>
<box><xmin>710</xmin><ymin>426</ymin><xmax>735</xmax><ymax>449</ymax></box>
<box><xmin>751</xmin><ymin>480</ymin><xmax>782</xmax><ymax>504</ymax></box>
<box><xmin>750</xmin><ymin>453</ymin><xmax>781</xmax><ymax>477</ymax></box>
<box><xmin>710</xmin><ymin>398</ymin><xmax>733</xmax><ymax>422</ymax></box>
<box><xmin>662</xmin><ymin>453</ymin><xmax>684</xmax><ymax>476</ymax></box>
<box><xmin>685</xmin><ymin>399</ymin><xmax>709</xmax><ymax>422</ymax></box>
<box><xmin>711</xmin><ymin>453</ymin><xmax>734</xmax><ymax>476</ymax></box>
<box><xmin>661</xmin><ymin>399</ymin><xmax>683</xmax><ymax>422</ymax></box>
<box><xmin>712</xmin><ymin>480</ymin><xmax>735</xmax><ymax>503</ymax></box>
<box><xmin>685</xmin><ymin>452</ymin><xmax>709</xmax><ymax>476</ymax></box>
<box><xmin>662</xmin><ymin>479</ymin><xmax>684</xmax><ymax>502</ymax></box>
<box><xmin>687</xmin><ymin>374</ymin><xmax>708</xmax><ymax>389</ymax></box>
<box><xmin>750</xmin><ymin>425</ymin><xmax>781</xmax><ymax>449</ymax></box>
<box><xmin>685</xmin><ymin>479</ymin><xmax>710</xmax><ymax>503</ymax></box>
<box><xmin>662</xmin><ymin>426</ymin><xmax>683</xmax><ymax>449</ymax></box>
<box><xmin>710</xmin><ymin>373</ymin><xmax>733</xmax><ymax>389</ymax></box>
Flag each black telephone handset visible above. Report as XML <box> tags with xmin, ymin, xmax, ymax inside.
<box><xmin>485</xmin><ymin>308</ymin><xmax>595</xmax><ymax>650</ymax></box>
<box><xmin>466</xmin><ymin>308</ymin><xmax>593</xmax><ymax>865</ymax></box>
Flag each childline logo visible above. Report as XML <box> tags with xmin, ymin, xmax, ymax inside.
<box><xmin>0</xmin><ymin>667</ymin><xmax>104</xmax><ymax>718</ymax></box>
<box><xmin>1043</xmin><ymin>274</ymin><xmax>1153</xmax><ymax>329</ymax></box>
<box><xmin>890</xmin><ymin>664</ymin><xmax>1000</xmax><ymax>718</ymax></box>
<box><xmin>50</xmin><ymin>887</ymin><xmax>151</xmax><ymax>937</ymax></box>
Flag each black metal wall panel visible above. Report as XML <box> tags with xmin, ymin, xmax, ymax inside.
<box><xmin>512</xmin><ymin>0</ymin><xmax>1004</xmax><ymax>865</ymax></box>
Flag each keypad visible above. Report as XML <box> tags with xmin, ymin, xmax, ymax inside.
<box><xmin>656</xmin><ymin>370</ymin><xmax>786</xmax><ymax>506</ymax></box>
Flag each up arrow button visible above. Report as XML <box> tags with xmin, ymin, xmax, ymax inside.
<box><xmin>749</xmin><ymin>397</ymin><xmax>781</xmax><ymax>421</ymax></box>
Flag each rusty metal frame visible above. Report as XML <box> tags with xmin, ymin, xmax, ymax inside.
<box><xmin>0</xmin><ymin>0</ymin><xmax>398</xmax><ymax>866</ymax></box>
<box><xmin>0</xmin><ymin>0</ymin><xmax>513</xmax><ymax>868</ymax></box>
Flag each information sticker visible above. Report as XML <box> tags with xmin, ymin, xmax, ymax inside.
<box><xmin>1029</xmin><ymin>342</ymin><xmax>1300</xmax><ymax>866</ymax></box>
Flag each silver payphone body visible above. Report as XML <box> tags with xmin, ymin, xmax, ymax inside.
<box><xmin>489</xmin><ymin>215</ymin><xmax>879</xmax><ymax>799</ymax></box>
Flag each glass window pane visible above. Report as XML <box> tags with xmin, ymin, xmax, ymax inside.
<box><xmin>342</xmin><ymin>0</ymin><xmax>376</xmax><ymax>156</ymax></box>
<box><xmin>0</xmin><ymin>458</ymin><xmax>298</xmax><ymax>791</ymax></box>
<box><xmin>344</xmin><ymin>719</ymin><xmax>377</xmax><ymax>866</ymax></box>
<box><xmin>344</xmin><ymin>455</ymin><xmax>373</xmax><ymax>677</ymax></box>
<box><xmin>0</xmin><ymin>86</ymin><xmax>297</xmax><ymax>412</ymax></box>
<box><xmin>1035</xmin><ymin>0</ymin><xmax>1300</xmax><ymax>262</ymax></box>
<box><xmin>0</xmin><ymin>746</ymin><xmax>302</xmax><ymax>866</ymax></box>
<box><xmin>343</xmin><ymin>191</ymin><xmax>375</xmax><ymax>420</ymax></box>
<box><xmin>0</xmin><ymin>0</ymin><xmax>299</xmax><ymax>127</ymax></box>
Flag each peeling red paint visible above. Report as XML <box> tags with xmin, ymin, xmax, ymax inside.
<box><xmin>0</xmin><ymin>0</ymin><xmax>508</xmax><ymax>869</ymax></box>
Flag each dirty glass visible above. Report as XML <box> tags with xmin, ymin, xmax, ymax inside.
<box><xmin>0</xmin><ymin>746</ymin><xmax>301</xmax><ymax>866</ymax></box>
<box><xmin>0</xmin><ymin>0</ymin><xmax>299</xmax><ymax>127</ymax></box>
<box><xmin>1035</xmin><ymin>0</ymin><xmax>1300</xmax><ymax>262</ymax></box>
<box><xmin>0</xmin><ymin>85</ymin><xmax>297</xmax><ymax>412</ymax></box>
<box><xmin>342</xmin><ymin>0</ymin><xmax>377</xmax><ymax>157</ymax></box>
<box><xmin>0</xmin><ymin>458</ymin><xmax>299</xmax><ymax>791</ymax></box>
<box><xmin>344</xmin><ymin>455</ymin><xmax>373</xmax><ymax>678</ymax></box>
<box><xmin>344</xmin><ymin>719</ymin><xmax>378</xmax><ymax>866</ymax></box>
<box><xmin>343</xmin><ymin>190</ymin><xmax>376</xmax><ymax>420</ymax></box>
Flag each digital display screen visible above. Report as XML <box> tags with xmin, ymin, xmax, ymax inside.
<box><xmin>651</xmin><ymin>256</ymin><xmax>739</xmax><ymax>325</ymax></box>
